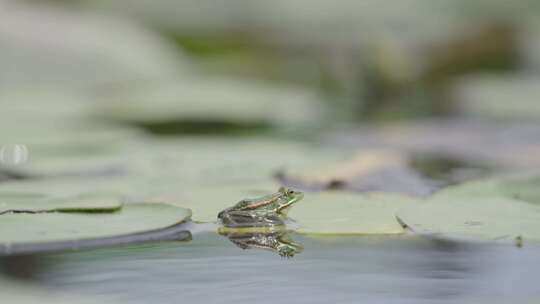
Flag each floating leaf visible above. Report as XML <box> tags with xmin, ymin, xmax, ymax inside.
<box><xmin>431</xmin><ymin>174</ymin><xmax>540</xmax><ymax>204</ymax></box>
<box><xmin>0</xmin><ymin>192</ymin><xmax>122</xmax><ymax>215</ymax></box>
<box><xmin>278</xmin><ymin>149</ymin><xmax>434</xmax><ymax>195</ymax></box>
<box><xmin>0</xmin><ymin>123</ymin><xmax>141</xmax><ymax>157</ymax></box>
<box><xmin>396</xmin><ymin>197</ymin><xmax>540</xmax><ymax>243</ymax></box>
<box><xmin>95</xmin><ymin>78</ymin><xmax>325</xmax><ymax>131</ymax></box>
<box><xmin>453</xmin><ymin>75</ymin><xmax>540</xmax><ymax>120</ymax></box>
<box><xmin>503</xmin><ymin>176</ymin><xmax>540</xmax><ymax>204</ymax></box>
<box><xmin>289</xmin><ymin>192</ymin><xmax>418</xmax><ymax>235</ymax></box>
<box><xmin>0</xmin><ymin>178</ymin><xmax>136</xmax><ymax>199</ymax></box>
<box><xmin>124</xmin><ymin>137</ymin><xmax>352</xmax><ymax>186</ymax></box>
<box><xmin>0</xmin><ymin>122</ymin><xmax>143</xmax><ymax>178</ymax></box>
<box><xmin>280</xmin><ymin>150</ymin><xmax>403</xmax><ymax>186</ymax></box>
<box><xmin>0</xmin><ymin>2</ymin><xmax>187</xmax><ymax>87</ymax></box>
<box><xmin>396</xmin><ymin>174</ymin><xmax>540</xmax><ymax>243</ymax></box>
<box><xmin>0</xmin><ymin>203</ymin><xmax>191</xmax><ymax>248</ymax></box>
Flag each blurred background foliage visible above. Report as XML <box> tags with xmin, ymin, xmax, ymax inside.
<box><xmin>2</xmin><ymin>0</ymin><xmax>540</xmax><ymax>196</ymax></box>
<box><xmin>2</xmin><ymin>0</ymin><xmax>540</xmax><ymax>125</ymax></box>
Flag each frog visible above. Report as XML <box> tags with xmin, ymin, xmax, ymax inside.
<box><xmin>217</xmin><ymin>187</ymin><xmax>303</xmax><ymax>228</ymax></box>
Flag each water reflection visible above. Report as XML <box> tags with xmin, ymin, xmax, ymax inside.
<box><xmin>219</xmin><ymin>228</ymin><xmax>303</xmax><ymax>257</ymax></box>
<box><xmin>2</xmin><ymin>234</ymin><xmax>539</xmax><ymax>304</ymax></box>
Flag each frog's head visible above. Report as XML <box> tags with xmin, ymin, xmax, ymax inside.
<box><xmin>275</xmin><ymin>187</ymin><xmax>303</xmax><ymax>216</ymax></box>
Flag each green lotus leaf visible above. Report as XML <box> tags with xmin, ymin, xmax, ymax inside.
<box><xmin>396</xmin><ymin>196</ymin><xmax>540</xmax><ymax>243</ymax></box>
<box><xmin>277</xmin><ymin>149</ymin><xmax>435</xmax><ymax>195</ymax></box>
<box><xmin>0</xmin><ymin>203</ymin><xmax>191</xmax><ymax>246</ymax></box>
<box><xmin>502</xmin><ymin>176</ymin><xmax>540</xmax><ymax>204</ymax></box>
<box><xmin>122</xmin><ymin>137</ymin><xmax>351</xmax><ymax>186</ymax></box>
<box><xmin>289</xmin><ymin>192</ymin><xmax>418</xmax><ymax>235</ymax></box>
<box><xmin>432</xmin><ymin>174</ymin><xmax>540</xmax><ymax>205</ymax></box>
<box><xmin>396</xmin><ymin>174</ymin><xmax>540</xmax><ymax>243</ymax></box>
<box><xmin>0</xmin><ymin>191</ymin><xmax>122</xmax><ymax>214</ymax></box>
<box><xmin>0</xmin><ymin>123</ymin><xmax>143</xmax><ymax>178</ymax></box>
<box><xmin>0</xmin><ymin>5</ymin><xmax>187</xmax><ymax>87</ymax></box>
<box><xmin>454</xmin><ymin>75</ymin><xmax>540</xmax><ymax>120</ymax></box>
<box><xmin>0</xmin><ymin>124</ymin><xmax>141</xmax><ymax>158</ymax></box>
<box><xmin>0</xmin><ymin>178</ymin><xmax>135</xmax><ymax>198</ymax></box>
<box><xmin>0</xmin><ymin>88</ymin><xmax>143</xmax><ymax>178</ymax></box>
<box><xmin>95</xmin><ymin>77</ymin><xmax>324</xmax><ymax>130</ymax></box>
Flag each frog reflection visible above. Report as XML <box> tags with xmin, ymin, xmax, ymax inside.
<box><xmin>219</xmin><ymin>229</ymin><xmax>303</xmax><ymax>258</ymax></box>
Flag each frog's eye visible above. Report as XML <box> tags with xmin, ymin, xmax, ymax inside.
<box><xmin>288</xmin><ymin>190</ymin><xmax>295</xmax><ymax>195</ymax></box>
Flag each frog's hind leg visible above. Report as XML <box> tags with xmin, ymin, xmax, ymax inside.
<box><xmin>220</xmin><ymin>211</ymin><xmax>284</xmax><ymax>228</ymax></box>
<box><xmin>219</xmin><ymin>211</ymin><xmax>258</xmax><ymax>228</ymax></box>
<box><xmin>258</xmin><ymin>214</ymin><xmax>285</xmax><ymax>227</ymax></box>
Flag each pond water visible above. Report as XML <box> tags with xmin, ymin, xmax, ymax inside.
<box><xmin>12</xmin><ymin>232</ymin><xmax>540</xmax><ymax>304</ymax></box>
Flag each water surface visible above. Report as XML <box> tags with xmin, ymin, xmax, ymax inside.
<box><xmin>19</xmin><ymin>233</ymin><xmax>540</xmax><ymax>304</ymax></box>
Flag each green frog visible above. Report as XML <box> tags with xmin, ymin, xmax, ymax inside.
<box><xmin>217</xmin><ymin>187</ymin><xmax>303</xmax><ymax>228</ymax></box>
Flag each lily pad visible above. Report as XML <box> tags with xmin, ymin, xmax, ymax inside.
<box><xmin>124</xmin><ymin>137</ymin><xmax>352</xmax><ymax>186</ymax></box>
<box><xmin>432</xmin><ymin>174</ymin><xmax>540</xmax><ymax>204</ymax></box>
<box><xmin>503</xmin><ymin>176</ymin><xmax>540</xmax><ymax>204</ymax></box>
<box><xmin>396</xmin><ymin>197</ymin><xmax>540</xmax><ymax>243</ymax></box>
<box><xmin>278</xmin><ymin>149</ymin><xmax>435</xmax><ymax>195</ymax></box>
<box><xmin>289</xmin><ymin>192</ymin><xmax>418</xmax><ymax>235</ymax></box>
<box><xmin>95</xmin><ymin>77</ymin><xmax>325</xmax><ymax>131</ymax></box>
<box><xmin>453</xmin><ymin>75</ymin><xmax>540</xmax><ymax>120</ymax></box>
<box><xmin>396</xmin><ymin>174</ymin><xmax>540</xmax><ymax>243</ymax></box>
<box><xmin>0</xmin><ymin>178</ymin><xmax>137</xmax><ymax>199</ymax></box>
<box><xmin>0</xmin><ymin>122</ymin><xmax>143</xmax><ymax>179</ymax></box>
<box><xmin>0</xmin><ymin>2</ymin><xmax>187</xmax><ymax>87</ymax></box>
<box><xmin>279</xmin><ymin>150</ymin><xmax>403</xmax><ymax>186</ymax></box>
<box><xmin>0</xmin><ymin>203</ymin><xmax>191</xmax><ymax>248</ymax></box>
<box><xmin>0</xmin><ymin>192</ymin><xmax>123</xmax><ymax>215</ymax></box>
<box><xmin>0</xmin><ymin>124</ymin><xmax>141</xmax><ymax>156</ymax></box>
<box><xmin>0</xmin><ymin>86</ymin><xmax>145</xmax><ymax>179</ymax></box>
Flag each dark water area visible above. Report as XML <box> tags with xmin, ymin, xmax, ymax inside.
<box><xmin>6</xmin><ymin>233</ymin><xmax>540</xmax><ymax>304</ymax></box>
